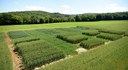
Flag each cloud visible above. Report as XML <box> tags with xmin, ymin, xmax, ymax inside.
<box><xmin>25</xmin><ymin>5</ymin><xmax>46</xmax><ymax>10</ymax></box>
<box><xmin>61</xmin><ymin>5</ymin><xmax>71</xmax><ymax>9</ymax></box>
<box><xmin>105</xmin><ymin>3</ymin><xmax>128</xmax><ymax>12</ymax></box>
<box><xmin>59</xmin><ymin>5</ymin><xmax>72</xmax><ymax>14</ymax></box>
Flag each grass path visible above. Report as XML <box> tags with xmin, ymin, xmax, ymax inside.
<box><xmin>5</xmin><ymin>32</ymin><xmax>21</xmax><ymax>70</ymax></box>
<box><xmin>0</xmin><ymin>20</ymin><xmax>128</xmax><ymax>32</ymax></box>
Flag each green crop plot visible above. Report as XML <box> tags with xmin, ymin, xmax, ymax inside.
<box><xmin>8</xmin><ymin>31</ymin><xmax>29</xmax><ymax>39</ymax></box>
<box><xmin>15</xmin><ymin>40</ymin><xmax>65</xmax><ymax>69</ymax></box>
<box><xmin>80</xmin><ymin>38</ymin><xmax>108</xmax><ymax>49</ymax></box>
<box><xmin>42</xmin><ymin>37</ymin><xmax>128</xmax><ymax>70</ymax></box>
<box><xmin>0</xmin><ymin>20</ymin><xmax>128</xmax><ymax>70</ymax></box>
<box><xmin>82</xmin><ymin>30</ymin><xmax>100</xmax><ymax>36</ymax></box>
<box><xmin>57</xmin><ymin>34</ymin><xmax>89</xmax><ymax>44</ymax></box>
<box><xmin>97</xmin><ymin>33</ymin><xmax>122</xmax><ymax>41</ymax></box>
<box><xmin>99</xmin><ymin>29</ymin><xmax>125</xmax><ymax>35</ymax></box>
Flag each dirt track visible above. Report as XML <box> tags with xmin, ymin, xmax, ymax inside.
<box><xmin>5</xmin><ymin>32</ymin><xmax>21</xmax><ymax>70</ymax></box>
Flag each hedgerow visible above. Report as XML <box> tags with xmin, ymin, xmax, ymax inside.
<box><xmin>57</xmin><ymin>34</ymin><xmax>88</xmax><ymax>43</ymax></box>
<box><xmin>97</xmin><ymin>33</ymin><xmax>122</xmax><ymax>41</ymax></box>
<box><xmin>15</xmin><ymin>40</ymin><xmax>65</xmax><ymax>69</ymax></box>
<box><xmin>80</xmin><ymin>38</ymin><xmax>107</xmax><ymax>49</ymax></box>
<box><xmin>8</xmin><ymin>31</ymin><xmax>29</xmax><ymax>39</ymax></box>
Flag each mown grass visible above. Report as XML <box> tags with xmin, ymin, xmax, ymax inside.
<box><xmin>42</xmin><ymin>37</ymin><xmax>128</xmax><ymax>70</ymax></box>
<box><xmin>0</xmin><ymin>32</ymin><xmax>13</xmax><ymax>70</ymax></box>
<box><xmin>0</xmin><ymin>20</ymin><xmax>128</xmax><ymax>32</ymax></box>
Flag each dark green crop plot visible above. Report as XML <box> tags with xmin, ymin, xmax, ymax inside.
<box><xmin>15</xmin><ymin>40</ymin><xmax>65</xmax><ymax>69</ymax></box>
<box><xmin>8</xmin><ymin>31</ymin><xmax>29</xmax><ymax>39</ymax></box>
<box><xmin>80</xmin><ymin>38</ymin><xmax>107</xmax><ymax>49</ymax></box>
<box><xmin>124</xmin><ymin>32</ymin><xmax>128</xmax><ymax>36</ymax></box>
<box><xmin>99</xmin><ymin>29</ymin><xmax>125</xmax><ymax>35</ymax></box>
<box><xmin>97</xmin><ymin>33</ymin><xmax>122</xmax><ymax>41</ymax></box>
<box><xmin>82</xmin><ymin>30</ymin><xmax>100</xmax><ymax>36</ymax></box>
<box><xmin>57</xmin><ymin>34</ymin><xmax>89</xmax><ymax>44</ymax></box>
<box><xmin>36</xmin><ymin>29</ymin><xmax>61</xmax><ymax>36</ymax></box>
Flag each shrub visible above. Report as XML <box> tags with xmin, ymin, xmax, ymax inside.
<box><xmin>57</xmin><ymin>34</ymin><xmax>89</xmax><ymax>44</ymax></box>
<box><xmin>82</xmin><ymin>30</ymin><xmax>100</xmax><ymax>36</ymax></box>
<box><xmin>15</xmin><ymin>40</ymin><xmax>65</xmax><ymax>69</ymax></box>
<box><xmin>8</xmin><ymin>31</ymin><xmax>29</xmax><ymax>39</ymax></box>
<box><xmin>97</xmin><ymin>33</ymin><xmax>122</xmax><ymax>41</ymax></box>
<box><xmin>80</xmin><ymin>38</ymin><xmax>107</xmax><ymax>49</ymax></box>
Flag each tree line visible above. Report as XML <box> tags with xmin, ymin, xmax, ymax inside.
<box><xmin>0</xmin><ymin>11</ymin><xmax>128</xmax><ymax>25</ymax></box>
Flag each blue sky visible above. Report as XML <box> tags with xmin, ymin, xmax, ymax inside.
<box><xmin>0</xmin><ymin>0</ymin><xmax>128</xmax><ymax>14</ymax></box>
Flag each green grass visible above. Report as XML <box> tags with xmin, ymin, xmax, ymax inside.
<box><xmin>42</xmin><ymin>37</ymin><xmax>128</xmax><ymax>70</ymax></box>
<box><xmin>0</xmin><ymin>20</ymin><xmax>128</xmax><ymax>32</ymax></box>
<box><xmin>0</xmin><ymin>32</ymin><xmax>13</xmax><ymax>70</ymax></box>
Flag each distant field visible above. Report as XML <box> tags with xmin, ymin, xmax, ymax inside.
<box><xmin>0</xmin><ymin>20</ymin><xmax>128</xmax><ymax>32</ymax></box>
<box><xmin>0</xmin><ymin>20</ymin><xmax>128</xmax><ymax>70</ymax></box>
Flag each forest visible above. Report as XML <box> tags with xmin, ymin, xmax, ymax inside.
<box><xmin>0</xmin><ymin>11</ymin><xmax>128</xmax><ymax>25</ymax></box>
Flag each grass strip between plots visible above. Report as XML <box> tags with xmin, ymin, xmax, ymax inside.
<box><xmin>0</xmin><ymin>32</ymin><xmax>13</xmax><ymax>70</ymax></box>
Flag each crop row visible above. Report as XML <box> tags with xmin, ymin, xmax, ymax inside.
<box><xmin>97</xmin><ymin>33</ymin><xmax>122</xmax><ymax>41</ymax></box>
<box><xmin>15</xmin><ymin>40</ymin><xmax>65</xmax><ymax>69</ymax></box>
<box><xmin>57</xmin><ymin>34</ymin><xmax>89</xmax><ymax>44</ymax></box>
<box><xmin>80</xmin><ymin>38</ymin><xmax>107</xmax><ymax>49</ymax></box>
<box><xmin>8</xmin><ymin>31</ymin><xmax>29</xmax><ymax>39</ymax></box>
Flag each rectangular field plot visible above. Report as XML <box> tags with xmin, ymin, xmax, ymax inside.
<box><xmin>8</xmin><ymin>31</ymin><xmax>29</xmax><ymax>39</ymax></box>
<box><xmin>80</xmin><ymin>38</ymin><xmax>108</xmax><ymax>49</ymax></box>
<box><xmin>15</xmin><ymin>40</ymin><xmax>65</xmax><ymax>69</ymax></box>
<box><xmin>97</xmin><ymin>33</ymin><xmax>122</xmax><ymax>41</ymax></box>
<box><xmin>57</xmin><ymin>34</ymin><xmax>89</xmax><ymax>44</ymax></box>
<box><xmin>82</xmin><ymin>30</ymin><xmax>100</xmax><ymax>36</ymax></box>
<box><xmin>12</xmin><ymin>37</ymin><xmax>40</xmax><ymax>45</ymax></box>
<box><xmin>99</xmin><ymin>29</ymin><xmax>125</xmax><ymax>35</ymax></box>
<box><xmin>124</xmin><ymin>32</ymin><xmax>128</xmax><ymax>36</ymax></box>
<box><xmin>36</xmin><ymin>29</ymin><xmax>61</xmax><ymax>36</ymax></box>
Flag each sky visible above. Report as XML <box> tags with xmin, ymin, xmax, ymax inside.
<box><xmin>0</xmin><ymin>0</ymin><xmax>128</xmax><ymax>14</ymax></box>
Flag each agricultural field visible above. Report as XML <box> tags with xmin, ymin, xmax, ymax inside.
<box><xmin>0</xmin><ymin>20</ymin><xmax>128</xmax><ymax>70</ymax></box>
